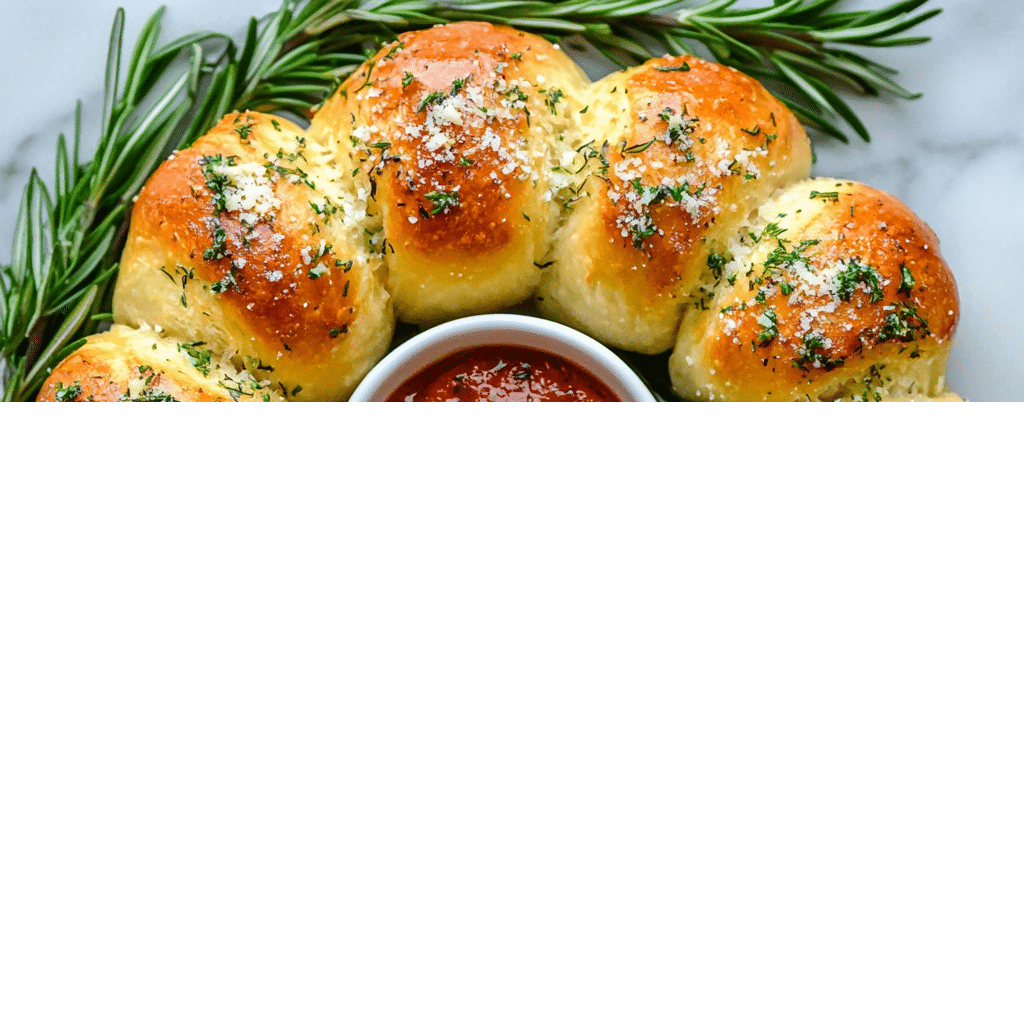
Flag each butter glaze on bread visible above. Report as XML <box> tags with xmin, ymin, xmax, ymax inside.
<box><xmin>113</xmin><ymin>112</ymin><xmax>394</xmax><ymax>401</ymax></box>
<box><xmin>35</xmin><ymin>25</ymin><xmax>960</xmax><ymax>403</ymax></box>
<box><xmin>536</xmin><ymin>56</ymin><xmax>811</xmax><ymax>354</ymax></box>
<box><xmin>35</xmin><ymin>324</ymin><xmax>280</xmax><ymax>402</ymax></box>
<box><xmin>669</xmin><ymin>179</ymin><xmax>959</xmax><ymax>401</ymax></box>
<box><xmin>310</xmin><ymin>23</ymin><xmax>589</xmax><ymax>324</ymax></box>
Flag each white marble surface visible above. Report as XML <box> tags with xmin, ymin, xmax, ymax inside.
<box><xmin>2</xmin><ymin>0</ymin><xmax>1022</xmax><ymax>399</ymax></box>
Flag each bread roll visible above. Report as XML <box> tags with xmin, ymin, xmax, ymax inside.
<box><xmin>310</xmin><ymin>22</ymin><xmax>590</xmax><ymax>324</ymax></box>
<box><xmin>39</xmin><ymin>23</ymin><xmax>962</xmax><ymax>404</ymax></box>
<box><xmin>535</xmin><ymin>56</ymin><xmax>811</xmax><ymax>354</ymax></box>
<box><xmin>36</xmin><ymin>324</ymin><xmax>281</xmax><ymax>402</ymax></box>
<box><xmin>113</xmin><ymin>112</ymin><xmax>394</xmax><ymax>401</ymax></box>
<box><xmin>668</xmin><ymin>179</ymin><xmax>959</xmax><ymax>401</ymax></box>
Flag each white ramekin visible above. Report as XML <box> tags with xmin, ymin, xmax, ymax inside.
<box><xmin>348</xmin><ymin>314</ymin><xmax>656</xmax><ymax>402</ymax></box>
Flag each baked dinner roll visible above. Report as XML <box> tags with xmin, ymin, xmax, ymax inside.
<box><xmin>114</xmin><ymin>111</ymin><xmax>394</xmax><ymax>401</ymax></box>
<box><xmin>668</xmin><ymin>179</ymin><xmax>959</xmax><ymax>401</ymax></box>
<box><xmin>310</xmin><ymin>22</ymin><xmax>590</xmax><ymax>324</ymax></box>
<box><xmin>536</xmin><ymin>55</ymin><xmax>811</xmax><ymax>354</ymax></box>
<box><xmin>35</xmin><ymin>324</ymin><xmax>280</xmax><ymax>402</ymax></box>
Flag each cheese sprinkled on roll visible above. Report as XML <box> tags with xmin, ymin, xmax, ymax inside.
<box><xmin>311</xmin><ymin>22</ymin><xmax>589</xmax><ymax>324</ymax></box>
<box><xmin>113</xmin><ymin>112</ymin><xmax>394</xmax><ymax>401</ymax></box>
<box><xmin>537</xmin><ymin>56</ymin><xmax>811</xmax><ymax>354</ymax></box>
<box><xmin>36</xmin><ymin>324</ymin><xmax>281</xmax><ymax>402</ymax></box>
<box><xmin>669</xmin><ymin>178</ymin><xmax>960</xmax><ymax>401</ymax></box>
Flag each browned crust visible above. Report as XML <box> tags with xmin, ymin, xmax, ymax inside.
<box><xmin>36</xmin><ymin>350</ymin><xmax>129</xmax><ymax>402</ymax></box>
<box><xmin>37</xmin><ymin>354</ymin><xmax>225</xmax><ymax>402</ymax></box>
<box><xmin>314</xmin><ymin>22</ymin><xmax>583</xmax><ymax>258</ymax></box>
<box><xmin>589</xmin><ymin>56</ymin><xmax>809</xmax><ymax>300</ymax></box>
<box><xmin>127</xmin><ymin>113</ymin><xmax>365</xmax><ymax>369</ymax></box>
<box><xmin>41</xmin><ymin>28</ymin><xmax>959</xmax><ymax>404</ymax></box>
<box><xmin>35</xmin><ymin>330</ymin><xmax>231</xmax><ymax>403</ymax></box>
<box><xmin>696</xmin><ymin>182</ymin><xmax>958</xmax><ymax>399</ymax></box>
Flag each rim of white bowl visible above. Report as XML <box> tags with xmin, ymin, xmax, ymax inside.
<box><xmin>349</xmin><ymin>314</ymin><xmax>657</xmax><ymax>402</ymax></box>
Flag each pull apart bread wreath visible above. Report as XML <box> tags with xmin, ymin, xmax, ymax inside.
<box><xmin>37</xmin><ymin>21</ymin><xmax>960</xmax><ymax>403</ymax></box>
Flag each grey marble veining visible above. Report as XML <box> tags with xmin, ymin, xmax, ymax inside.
<box><xmin>2</xmin><ymin>0</ymin><xmax>1021</xmax><ymax>399</ymax></box>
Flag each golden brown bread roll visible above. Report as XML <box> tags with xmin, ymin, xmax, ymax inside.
<box><xmin>309</xmin><ymin>22</ymin><xmax>590</xmax><ymax>324</ymax></box>
<box><xmin>535</xmin><ymin>55</ymin><xmax>811</xmax><ymax>354</ymax></box>
<box><xmin>36</xmin><ymin>324</ymin><xmax>281</xmax><ymax>402</ymax></box>
<box><xmin>37</xmin><ymin>24</ymin><xmax>961</xmax><ymax>403</ymax></box>
<box><xmin>668</xmin><ymin>178</ymin><xmax>959</xmax><ymax>401</ymax></box>
<box><xmin>113</xmin><ymin>111</ymin><xmax>394</xmax><ymax>401</ymax></box>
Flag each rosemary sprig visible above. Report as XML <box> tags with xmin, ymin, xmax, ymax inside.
<box><xmin>1</xmin><ymin>0</ymin><xmax>940</xmax><ymax>400</ymax></box>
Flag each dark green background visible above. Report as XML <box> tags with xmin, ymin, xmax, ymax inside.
<box><xmin>4</xmin><ymin>409</ymin><xmax>1019</xmax><ymax>1024</ymax></box>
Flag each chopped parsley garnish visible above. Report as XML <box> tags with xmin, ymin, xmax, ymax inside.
<box><xmin>761</xmin><ymin>237</ymin><xmax>818</xmax><ymax>280</ymax></box>
<box><xmin>232</xmin><ymin>115</ymin><xmax>257</xmax><ymax>140</ymax></box>
<box><xmin>311</xmin><ymin>197</ymin><xmax>342</xmax><ymax>223</ymax></box>
<box><xmin>211</xmin><ymin>268</ymin><xmax>238</xmax><ymax>293</ymax></box>
<box><xmin>544</xmin><ymin>88</ymin><xmax>564</xmax><ymax>113</ymax></box>
<box><xmin>198</xmin><ymin>153</ymin><xmax>238</xmax><ymax>214</ymax></box>
<box><xmin>657</xmin><ymin>62</ymin><xmax>690</xmax><ymax>72</ymax></box>
<box><xmin>54</xmin><ymin>381</ymin><xmax>81</xmax><ymax>402</ymax></box>
<box><xmin>878</xmin><ymin>302</ymin><xmax>929</xmax><ymax>342</ymax></box>
<box><xmin>128</xmin><ymin>390</ymin><xmax>178</xmax><ymax>402</ymax></box>
<box><xmin>755</xmin><ymin>308</ymin><xmax>778</xmax><ymax>346</ymax></box>
<box><xmin>809</xmin><ymin>190</ymin><xmax>839</xmax><ymax>202</ymax></box>
<box><xmin>658</xmin><ymin>107</ymin><xmax>696</xmax><ymax>146</ymax></box>
<box><xmin>792</xmin><ymin>334</ymin><xmax>844</xmax><ymax>371</ymax></box>
<box><xmin>750</xmin><ymin>221</ymin><xmax>786</xmax><ymax>245</ymax></box>
<box><xmin>505</xmin><ymin>84</ymin><xmax>530</xmax><ymax>107</ymax></box>
<box><xmin>707</xmin><ymin>252</ymin><xmax>727</xmax><ymax>281</ymax></box>
<box><xmin>416</xmin><ymin>91</ymin><xmax>446</xmax><ymax>113</ymax></box>
<box><xmin>204</xmin><ymin>223</ymin><xmax>229</xmax><ymax>262</ymax></box>
<box><xmin>402</xmin><ymin>71</ymin><xmax>415</xmax><ymax>89</ymax></box>
<box><xmin>624</xmin><ymin>178</ymin><xmax>706</xmax><ymax>248</ymax></box>
<box><xmin>423</xmin><ymin>190</ymin><xmax>459</xmax><ymax>215</ymax></box>
<box><xmin>859</xmin><ymin>364</ymin><xmax>889</xmax><ymax>401</ymax></box>
<box><xmin>898</xmin><ymin>264</ymin><xmax>915</xmax><ymax>296</ymax></box>
<box><xmin>835</xmin><ymin>257</ymin><xmax>883</xmax><ymax>303</ymax></box>
<box><xmin>179</xmin><ymin>341</ymin><xmax>211</xmax><ymax>377</ymax></box>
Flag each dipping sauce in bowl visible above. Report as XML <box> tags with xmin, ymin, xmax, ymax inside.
<box><xmin>387</xmin><ymin>344</ymin><xmax>619</xmax><ymax>402</ymax></box>
<box><xmin>348</xmin><ymin>314</ymin><xmax>655</xmax><ymax>403</ymax></box>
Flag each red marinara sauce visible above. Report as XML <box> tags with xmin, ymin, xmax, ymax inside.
<box><xmin>387</xmin><ymin>344</ymin><xmax>620</xmax><ymax>402</ymax></box>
